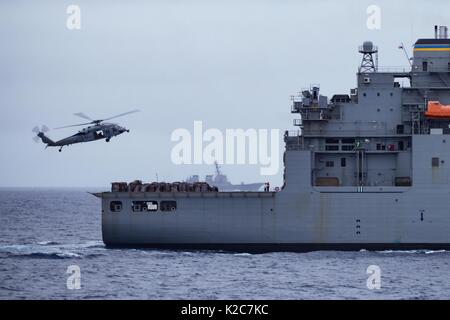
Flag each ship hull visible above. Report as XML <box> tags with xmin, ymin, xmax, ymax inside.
<box><xmin>99</xmin><ymin>187</ymin><xmax>450</xmax><ymax>252</ymax></box>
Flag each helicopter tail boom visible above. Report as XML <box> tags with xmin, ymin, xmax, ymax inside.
<box><xmin>37</xmin><ymin>132</ymin><xmax>56</xmax><ymax>146</ymax></box>
<box><xmin>32</xmin><ymin>125</ymin><xmax>56</xmax><ymax>147</ymax></box>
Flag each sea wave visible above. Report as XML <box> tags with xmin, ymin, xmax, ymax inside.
<box><xmin>37</xmin><ymin>241</ymin><xmax>60</xmax><ymax>246</ymax></box>
<box><xmin>0</xmin><ymin>241</ymin><xmax>105</xmax><ymax>259</ymax></box>
<box><xmin>377</xmin><ymin>249</ymin><xmax>448</xmax><ymax>254</ymax></box>
<box><xmin>233</xmin><ymin>253</ymin><xmax>253</xmax><ymax>257</ymax></box>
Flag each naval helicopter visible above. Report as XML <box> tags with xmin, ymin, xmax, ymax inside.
<box><xmin>33</xmin><ymin>109</ymin><xmax>140</xmax><ymax>152</ymax></box>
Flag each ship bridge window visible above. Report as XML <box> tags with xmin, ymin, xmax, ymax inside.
<box><xmin>110</xmin><ymin>201</ymin><xmax>122</xmax><ymax>212</ymax></box>
<box><xmin>341</xmin><ymin>145</ymin><xmax>354</xmax><ymax>151</ymax></box>
<box><xmin>160</xmin><ymin>201</ymin><xmax>177</xmax><ymax>212</ymax></box>
<box><xmin>423</xmin><ymin>61</ymin><xmax>428</xmax><ymax>72</ymax></box>
<box><xmin>325</xmin><ymin>138</ymin><xmax>339</xmax><ymax>151</ymax></box>
<box><xmin>325</xmin><ymin>161</ymin><xmax>334</xmax><ymax>167</ymax></box>
<box><xmin>341</xmin><ymin>138</ymin><xmax>355</xmax><ymax>151</ymax></box>
<box><xmin>132</xmin><ymin>200</ymin><xmax>158</xmax><ymax>212</ymax></box>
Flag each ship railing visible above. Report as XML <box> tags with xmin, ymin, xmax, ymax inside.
<box><xmin>427</xmin><ymin>66</ymin><xmax>450</xmax><ymax>73</ymax></box>
<box><xmin>284</xmin><ymin>130</ymin><xmax>304</xmax><ymax>150</ymax></box>
<box><xmin>303</xmin><ymin>129</ymin><xmax>398</xmax><ymax>136</ymax></box>
<box><xmin>291</xmin><ymin>103</ymin><xmax>301</xmax><ymax>113</ymax></box>
<box><xmin>377</xmin><ymin>66</ymin><xmax>411</xmax><ymax>73</ymax></box>
<box><xmin>358</xmin><ymin>66</ymin><xmax>411</xmax><ymax>73</ymax></box>
<box><xmin>401</xmin><ymin>98</ymin><xmax>427</xmax><ymax>106</ymax></box>
<box><xmin>284</xmin><ymin>130</ymin><xmax>301</xmax><ymax>137</ymax></box>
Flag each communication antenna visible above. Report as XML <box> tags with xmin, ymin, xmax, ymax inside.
<box><xmin>398</xmin><ymin>42</ymin><xmax>412</xmax><ymax>67</ymax></box>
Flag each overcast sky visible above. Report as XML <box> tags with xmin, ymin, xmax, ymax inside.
<box><xmin>0</xmin><ymin>0</ymin><xmax>449</xmax><ymax>187</ymax></box>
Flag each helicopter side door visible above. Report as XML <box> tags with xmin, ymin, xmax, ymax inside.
<box><xmin>102</xmin><ymin>127</ymin><xmax>112</xmax><ymax>139</ymax></box>
<box><xmin>82</xmin><ymin>127</ymin><xmax>103</xmax><ymax>141</ymax></box>
<box><xmin>93</xmin><ymin>130</ymin><xmax>105</xmax><ymax>140</ymax></box>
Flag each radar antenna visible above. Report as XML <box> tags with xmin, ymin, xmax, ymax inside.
<box><xmin>358</xmin><ymin>41</ymin><xmax>378</xmax><ymax>72</ymax></box>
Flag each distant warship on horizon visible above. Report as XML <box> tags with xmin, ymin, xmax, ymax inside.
<box><xmin>184</xmin><ymin>162</ymin><xmax>264</xmax><ymax>192</ymax></box>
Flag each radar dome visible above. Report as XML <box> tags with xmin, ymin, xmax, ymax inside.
<box><xmin>362</xmin><ymin>41</ymin><xmax>373</xmax><ymax>52</ymax></box>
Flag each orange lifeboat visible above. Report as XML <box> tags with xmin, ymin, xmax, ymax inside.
<box><xmin>425</xmin><ymin>101</ymin><xmax>450</xmax><ymax>119</ymax></box>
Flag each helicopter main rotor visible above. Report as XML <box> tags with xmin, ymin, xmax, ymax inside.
<box><xmin>54</xmin><ymin>109</ymin><xmax>140</xmax><ymax>129</ymax></box>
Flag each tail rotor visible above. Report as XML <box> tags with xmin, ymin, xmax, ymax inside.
<box><xmin>32</xmin><ymin>125</ymin><xmax>49</xmax><ymax>143</ymax></box>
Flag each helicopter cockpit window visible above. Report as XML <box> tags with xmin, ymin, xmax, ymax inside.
<box><xmin>132</xmin><ymin>201</ymin><xmax>158</xmax><ymax>212</ymax></box>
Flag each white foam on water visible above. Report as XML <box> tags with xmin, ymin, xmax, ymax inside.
<box><xmin>425</xmin><ymin>250</ymin><xmax>447</xmax><ymax>254</ymax></box>
<box><xmin>0</xmin><ymin>240</ymin><xmax>105</xmax><ymax>259</ymax></box>
<box><xmin>233</xmin><ymin>253</ymin><xmax>253</xmax><ymax>257</ymax></box>
<box><xmin>0</xmin><ymin>244</ymin><xmax>81</xmax><ymax>259</ymax></box>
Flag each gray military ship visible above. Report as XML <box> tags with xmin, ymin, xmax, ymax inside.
<box><xmin>95</xmin><ymin>26</ymin><xmax>450</xmax><ymax>252</ymax></box>
<box><xmin>185</xmin><ymin>162</ymin><xmax>264</xmax><ymax>192</ymax></box>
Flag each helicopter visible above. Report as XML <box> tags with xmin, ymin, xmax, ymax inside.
<box><xmin>33</xmin><ymin>109</ymin><xmax>140</xmax><ymax>152</ymax></box>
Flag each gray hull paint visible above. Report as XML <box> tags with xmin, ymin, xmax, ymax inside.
<box><xmin>101</xmin><ymin>188</ymin><xmax>450</xmax><ymax>249</ymax></box>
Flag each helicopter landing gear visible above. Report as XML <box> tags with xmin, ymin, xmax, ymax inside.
<box><xmin>106</xmin><ymin>138</ymin><xmax>110</xmax><ymax>142</ymax></box>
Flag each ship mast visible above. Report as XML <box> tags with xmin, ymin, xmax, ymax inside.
<box><xmin>214</xmin><ymin>161</ymin><xmax>222</xmax><ymax>176</ymax></box>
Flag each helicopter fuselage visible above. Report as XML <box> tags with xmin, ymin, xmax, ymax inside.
<box><xmin>41</xmin><ymin>123</ymin><xmax>129</xmax><ymax>149</ymax></box>
<box><xmin>33</xmin><ymin>109</ymin><xmax>138</xmax><ymax>151</ymax></box>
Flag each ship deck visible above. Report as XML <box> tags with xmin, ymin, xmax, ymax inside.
<box><xmin>91</xmin><ymin>191</ymin><xmax>276</xmax><ymax>199</ymax></box>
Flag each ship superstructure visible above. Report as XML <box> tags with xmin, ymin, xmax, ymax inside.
<box><xmin>96</xmin><ymin>26</ymin><xmax>450</xmax><ymax>252</ymax></box>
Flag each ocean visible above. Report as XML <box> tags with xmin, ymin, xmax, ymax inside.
<box><xmin>1</xmin><ymin>188</ymin><xmax>450</xmax><ymax>300</ymax></box>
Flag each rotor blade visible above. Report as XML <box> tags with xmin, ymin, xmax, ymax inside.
<box><xmin>32</xmin><ymin>126</ymin><xmax>40</xmax><ymax>134</ymax></box>
<box><xmin>41</xmin><ymin>125</ymin><xmax>49</xmax><ymax>133</ymax></box>
<box><xmin>102</xmin><ymin>109</ymin><xmax>140</xmax><ymax>121</ymax></box>
<box><xmin>32</xmin><ymin>136</ymin><xmax>40</xmax><ymax>143</ymax></box>
<box><xmin>73</xmin><ymin>112</ymin><xmax>94</xmax><ymax>121</ymax></box>
<box><xmin>54</xmin><ymin>122</ymin><xmax>91</xmax><ymax>129</ymax></box>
